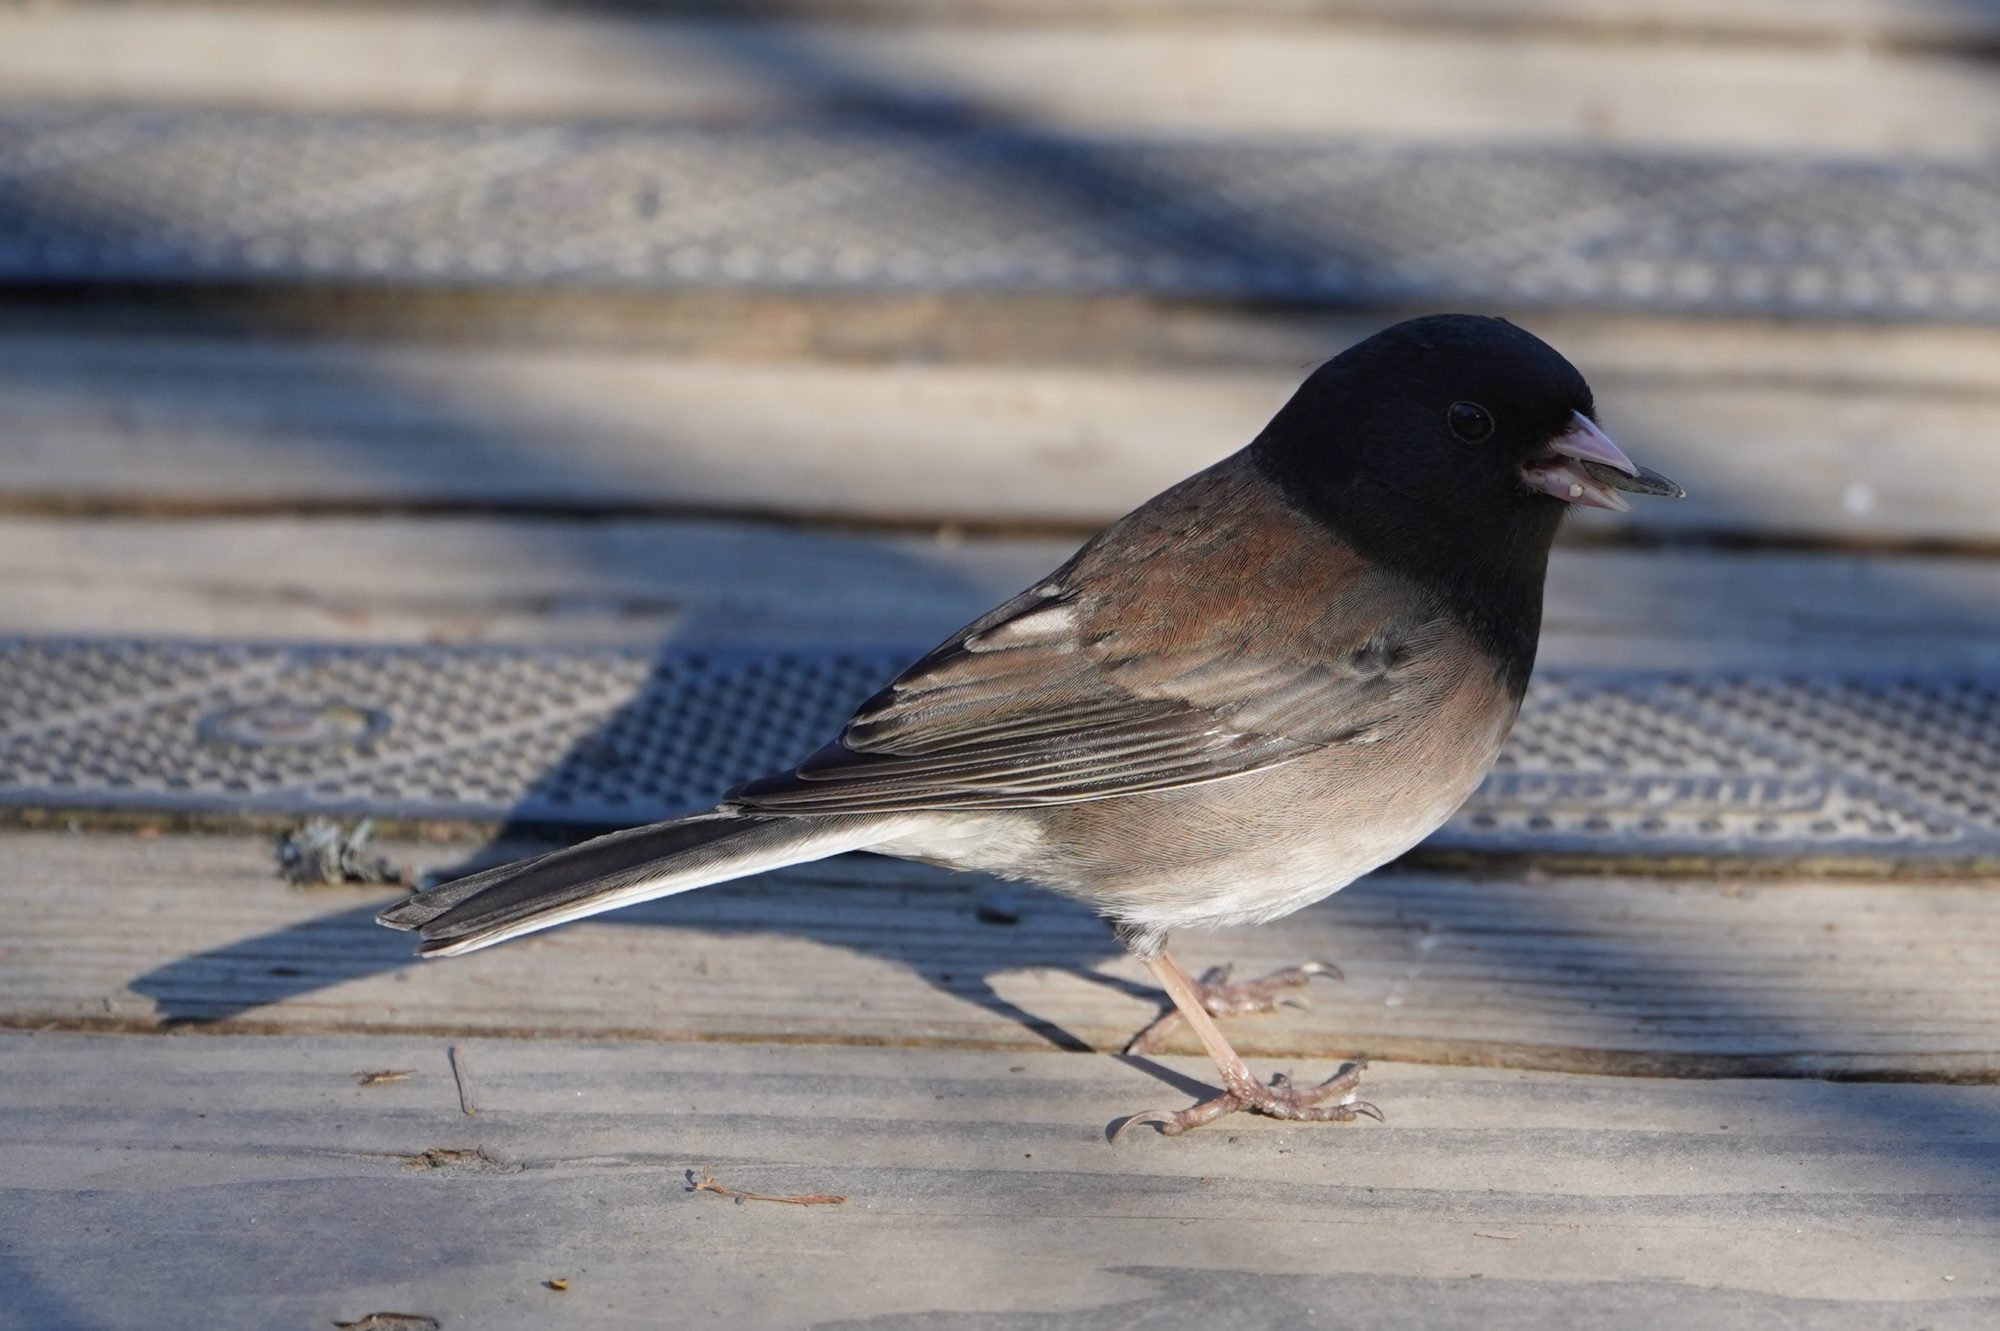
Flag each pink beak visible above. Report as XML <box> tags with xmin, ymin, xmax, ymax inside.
<box><xmin>1520</xmin><ymin>412</ymin><xmax>1680</xmax><ymax>513</ymax></box>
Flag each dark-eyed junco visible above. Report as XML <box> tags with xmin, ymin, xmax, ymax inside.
<box><xmin>379</xmin><ymin>314</ymin><xmax>1682</xmax><ymax>1135</ymax></box>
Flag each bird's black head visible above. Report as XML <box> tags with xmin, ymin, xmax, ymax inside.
<box><xmin>1251</xmin><ymin>314</ymin><xmax>1681</xmax><ymax>678</ymax></box>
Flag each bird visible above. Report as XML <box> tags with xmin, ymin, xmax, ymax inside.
<box><xmin>377</xmin><ymin>313</ymin><xmax>1684</xmax><ymax>1136</ymax></box>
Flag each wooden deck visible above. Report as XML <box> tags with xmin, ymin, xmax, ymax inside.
<box><xmin>8</xmin><ymin>519</ymin><xmax>2000</xmax><ymax>1329</ymax></box>
<box><xmin>6</xmin><ymin>2</ymin><xmax>2000</xmax><ymax>1328</ymax></box>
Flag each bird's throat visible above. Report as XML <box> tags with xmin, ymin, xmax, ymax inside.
<box><xmin>1250</xmin><ymin>444</ymin><xmax>1554</xmax><ymax>699</ymax></box>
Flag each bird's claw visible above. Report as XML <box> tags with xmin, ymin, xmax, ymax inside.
<box><xmin>1112</xmin><ymin>1094</ymin><xmax>1244</xmax><ymax>1140</ymax></box>
<box><xmin>1114</xmin><ymin>1061</ymin><xmax>1378</xmax><ymax>1140</ymax></box>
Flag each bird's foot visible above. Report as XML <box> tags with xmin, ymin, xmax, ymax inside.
<box><xmin>1114</xmin><ymin>1060</ymin><xmax>1379</xmax><ymax>1140</ymax></box>
<box><xmin>1124</xmin><ymin>960</ymin><xmax>1341</xmax><ymax>1055</ymax></box>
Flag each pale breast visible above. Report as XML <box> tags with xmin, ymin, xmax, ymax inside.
<box><xmin>1003</xmin><ymin>650</ymin><xmax>1521</xmax><ymax>939</ymax></box>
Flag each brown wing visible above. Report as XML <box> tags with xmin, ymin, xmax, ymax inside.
<box><xmin>730</xmin><ymin>454</ymin><xmax>1483</xmax><ymax>814</ymax></box>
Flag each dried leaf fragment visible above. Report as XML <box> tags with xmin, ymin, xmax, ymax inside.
<box><xmin>355</xmin><ymin>1070</ymin><xmax>414</xmax><ymax>1086</ymax></box>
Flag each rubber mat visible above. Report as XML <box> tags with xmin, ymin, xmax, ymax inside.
<box><xmin>3</xmin><ymin>108</ymin><xmax>1998</xmax><ymax>320</ymax></box>
<box><xmin>5</xmin><ymin>637</ymin><xmax>1996</xmax><ymax>864</ymax></box>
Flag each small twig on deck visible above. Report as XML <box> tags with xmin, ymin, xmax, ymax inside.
<box><xmin>447</xmin><ymin>1044</ymin><xmax>477</xmax><ymax>1116</ymax></box>
<box><xmin>355</xmin><ymin>1069</ymin><xmax>414</xmax><ymax>1086</ymax></box>
<box><xmin>685</xmin><ymin>1169</ymin><xmax>846</xmax><ymax>1207</ymax></box>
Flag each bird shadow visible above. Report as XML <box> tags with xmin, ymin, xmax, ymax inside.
<box><xmin>126</xmin><ymin>835</ymin><xmax>1225</xmax><ymax>1103</ymax></box>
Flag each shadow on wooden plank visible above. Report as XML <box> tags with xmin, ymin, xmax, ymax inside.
<box><xmin>113</xmin><ymin>855</ymin><xmax>2000</xmax><ymax>1231</ymax></box>
<box><xmin>127</xmin><ymin>858</ymin><xmax>1222</xmax><ymax>1118</ymax></box>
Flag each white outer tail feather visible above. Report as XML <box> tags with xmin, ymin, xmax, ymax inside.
<box><xmin>418</xmin><ymin>818</ymin><xmax>898</xmax><ymax>958</ymax></box>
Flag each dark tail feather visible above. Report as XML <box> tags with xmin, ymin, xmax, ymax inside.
<box><xmin>376</xmin><ymin>811</ymin><xmax>882</xmax><ymax>957</ymax></box>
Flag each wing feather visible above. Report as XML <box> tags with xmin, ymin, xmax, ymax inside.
<box><xmin>731</xmin><ymin>454</ymin><xmax>1478</xmax><ymax>815</ymax></box>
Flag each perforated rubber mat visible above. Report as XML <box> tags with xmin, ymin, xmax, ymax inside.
<box><xmin>5</xmin><ymin>638</ymin><xmax>1997</xmax><ymax>864</ymax></box>
<box><xmin>4</xmin><ymin>108</ymin><xmax>2000</xmax><ymax>320</ymax></box>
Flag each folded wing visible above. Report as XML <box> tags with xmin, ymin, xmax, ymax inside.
<box><xmin>733</xmin><ymin>460</ymin><xmax>1475</xmax><ymax>815</ymax></box>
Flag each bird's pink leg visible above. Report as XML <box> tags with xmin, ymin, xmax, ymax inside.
<box><xmin>1115</xmin><ymin>951</ymin><xmax>1378</xmax><ymax>1140</ymax></box>
<box><xmin>1124</xmin><ymin>958</ymin><xmax>1340</xmax><ymax>1056</ymax></box>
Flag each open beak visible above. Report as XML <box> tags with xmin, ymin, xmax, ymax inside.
<box><xmin>1521</xmin><ymin>412</ymin><xmax>1684</xmax><ymax>513</ymax></box>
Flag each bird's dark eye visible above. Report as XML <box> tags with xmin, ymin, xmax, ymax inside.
<box><xmin>1447</xmin><ymin>401</ymin><xmax>1494</xmax><ymax>442</ymax></box>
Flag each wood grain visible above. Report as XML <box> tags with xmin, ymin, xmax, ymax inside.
<box><xmin>6</xmin><ymin>832</ymin><xmax>1999</xmax><ymax>1079</ymax></box>
<box><xmin>4</xmin><ymin>1031</ymin><xmax>1998</xmax><ymax>1330</ymax></box>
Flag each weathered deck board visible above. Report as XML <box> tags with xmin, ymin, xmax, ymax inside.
<box><xmin>2</xmin><ymin>7</ymin><xmax>1996</xmax><ymax>154</ymax></box>
<box><xmin>7</xmin><ymin>335</ymin><xmax>2000</xmax><ymax>543</ymax></box>
<box><xmin>7</xmin><ymin>833</ymin><xmax>1999</xmax><ymax>1078</ymax></box>
<box><xmin>4</xmin><ymin>516</ymin><xmax>1998</xmax><ymax>675</ymax></box>
<box><xmin>15</xmin><ymin>300</ymin><xmax>2000</xmax><ymax>387</ymax></box>
<box><xmin>4</xmin><ymin>1032</ymin><xmax>1997</xmax><ymax>1331</ymax></box>
<box><xmin>42</xmin><ymin>0</ymin><xmax>2000</xmax><ymax>46</ymax></box>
